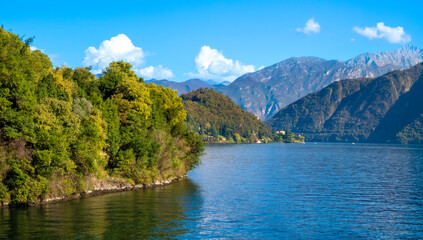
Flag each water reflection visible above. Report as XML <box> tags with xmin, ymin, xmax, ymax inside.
<box><xmin>0</xmin><ymin>179</ymin><xmax>202</xmax><ymax>240</ymax></box>
<box><xmin>2</xmin><ymin>143</ymin><xmax>423</xmax><ymax>239</ymax></box>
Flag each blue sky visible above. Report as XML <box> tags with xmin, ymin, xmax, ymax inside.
<box><xmin>1</xmin><ymin>0</ymin><xmax>422</xmax><ymax>82</ymax></box>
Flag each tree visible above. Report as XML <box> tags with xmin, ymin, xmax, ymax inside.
<box><xmin>0</xmin><ymin>28</ymin><xmax>204</xmax><ymax>205</ymax></box>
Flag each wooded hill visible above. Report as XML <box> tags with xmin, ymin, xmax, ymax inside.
<box><xmin>0</xmin><ymin>28</ymin><xmax>203</xmax><ymax>206</ymax></box>
<box><xmin>182</xmin><ymin>88</ymin><xmax>304</xmax><ymax>143</ymax></box>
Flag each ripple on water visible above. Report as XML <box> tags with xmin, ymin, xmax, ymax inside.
<box><xmin>1</xmin><ymin>143</ymin><xmax>423</xmax><ymax>239</ymax></box>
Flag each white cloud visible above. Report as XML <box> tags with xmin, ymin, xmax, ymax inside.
<box><xmin>258</xmin><ymin>66</ymin><xmax>265</xmax><ymax>70</ymax></box>
<box><xmin>296</xmin><ymin>18</ymin><xmax>320</xmax><ymax>35</ymax></box>
<box><xmin>83</xmin><ymin>34</ymin><xmax>145</xmax><ymax>74</ymax></box>
<box><xmin>187</xmin><ymin>46</ymin><xmax>255</xmax><ymax>82</ymax></box>
<box><xmin>83</xmin><ymin>34</ymin><xmax>175</xmax><ymax>78</ymax></box>
<box><xmin>353</xmin><ymin>22</ymin><xmax>411</xmax><ymax>44</ymax></box>
<box><xmin>136</xmin><ymin>65</ymin><xmax>174</xmax><ymax>80</ymax></box>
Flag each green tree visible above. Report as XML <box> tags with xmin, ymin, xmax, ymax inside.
<box><xmin>0</xmin><ymin>28</ymin><xmax>204</xmax><ymax>206</ymax></box>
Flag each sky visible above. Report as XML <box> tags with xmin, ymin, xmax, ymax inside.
<box><xmin>1</xmin><ymin>0</ymin><xmax>422</xmax><ymax>82</ymax></box>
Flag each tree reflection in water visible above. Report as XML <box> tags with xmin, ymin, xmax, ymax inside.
<box><xmin>0</xmin><ymin>179</ymin><xmax>202</xmax><ymax>240</ymax></box>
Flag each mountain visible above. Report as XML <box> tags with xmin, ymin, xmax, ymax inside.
<box><xmin>266</xmin><ymin>63</ymin><xmax>423</xmax><ymax>144</ymax></box>
<box><xmin>212</xmin><ymin>81</ymin><xmax>231</xmax><ymax>87</ymax></box>
<box><xmin>204</xmin><ymin>79</ymin><xmax>218</xmax><ymax>85</ymax></box>
<box><xmin>217</xmin><ymin>81</ymin><xmax>231</xmax><ymax>86</ymax></box>
<box><xmin>145</xmin><ymin>79</ymin><xmax>232</xmax><ymax>95</ymax></box>
<box><xmin>181</xmin><ymin>88</ymin><xmax>304</xmax><ymax>143</ymax></box>
<box><xmin>145</xmin><ymin>78</ymin><xmax>213</xmax><ymax>95</ymax></box>
<box><xmin>216</xmin><ymin>46</ymin><xmax>423</xmax><ymax>120</ymax></box>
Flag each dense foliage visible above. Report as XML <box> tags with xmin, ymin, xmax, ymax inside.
<box><xmin>182</xmin><ymin>88</ymin><xmax>304</xmax><ymax>143</ymax></box>
<box><xmin>0</xmin><ymin>28</ymin><xmax>203</xmax><ymax>206</ymax></box>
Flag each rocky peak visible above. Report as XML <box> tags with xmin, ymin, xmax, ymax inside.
<box><xmin>345</xmin><ymin>46</ymin><xmax>423</xmax><ymax>68</ymax></box>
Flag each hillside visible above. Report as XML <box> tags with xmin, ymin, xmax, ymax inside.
<box><xmin>181</xmin><ymin>88</ymin><xmax>304</xmax><ymax>143</ymax></box>
<box><xmin>0</xmin><ymin>28</ymin><xmax>203</xmax><ymax>206</ymax></box>
<box><xmin>266</xmin><ymin>63</ymin><xmax>423</xmax><ymax>143</ymax></box>
<box><xmin>182</xmin><ymin>88</ymin><xmax>273</xmax><ymax>143</ymax></box>
<box><xmin>216</xmin><ymin>46</ymin><xmax>423</xmax><ymax>120</ymax></box>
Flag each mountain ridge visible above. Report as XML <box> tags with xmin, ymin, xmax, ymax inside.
<box><xmin>217</xmin><ymin>46</ymin><xmax>423</xmax><ymax>120</ymax></box>
<box><xmin>145</xmin><ymin>78</ymin><xmax>214</xmax><ymax>95</ymax></box>
<box><xmin>266</xmin><ymin>62</ymin><xmax>423</xmax><ymax>143</ymax></box>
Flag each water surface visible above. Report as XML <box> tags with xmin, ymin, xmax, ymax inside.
<box><xmin>1</xmin><ymin>143</ymin><xmax>423</xmax><ymax>239</ymax></box>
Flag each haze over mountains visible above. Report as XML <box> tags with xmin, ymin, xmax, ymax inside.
<box><xmin>267</xmin><ymin>63</ymin><xmax>423</xmax><ymax>144</ymax></box>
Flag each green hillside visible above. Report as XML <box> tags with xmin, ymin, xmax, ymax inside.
<box><xmin>182</xmin><ymin>88</ymin><xmax>304</xmax><ymax>143</ymax></box>
<box><xmin>0</xmin><ymin>28</ymin><xmax>203</xmax><ymax>206</ymax></box>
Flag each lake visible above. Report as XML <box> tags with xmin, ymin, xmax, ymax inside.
<box><xmin>1</xmin><ymin>143</ymin><xmax>423</xmax><ymax>239</ymax></box>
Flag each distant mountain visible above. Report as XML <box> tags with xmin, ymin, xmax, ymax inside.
<box><xmin>204</xmin><ymin>80</ymin><xmax>219</xmax><ymax>85</ymax></box>
<box><xmin>217</xmin><ymin>46</ymin><xmax>423</xmax><ymax>120</ymax></box>
<box><xmin>266</xmin><ymin>63</ymin><xmax>423</xmax><ymax>144</ymax></box>
<box><xmin>218</xmin><ymin>81</ymin><xmax>232</xmax><ymax>86</ymax></box>
<box><xmin>145</xmin><ymin>78</ymin><xmax>232</xmax><ymax>95</ymax></box>
<box><xmin>145</xmin><ymin>78</ymin><xmax>213</xmax><ymax>95</ymax></box>
<box><xmin>201</xmin><ymin>80</ymin><xmax>231</xmax><ymax>86</ymax></box>
<box><xmin>211</xmin><ymin>81</ymin><xmax>231</xmax><ymax>87</ymax></box>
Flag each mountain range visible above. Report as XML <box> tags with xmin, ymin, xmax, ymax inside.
<box><xmin>145</xmin><ymin>46</ymin><xmax>423</xmax><ymax>121</ymax></box>
<box><xmin>145</xmin><ymin>79</ymin><xmax>213</xmax><ymax>95</ymax></box>
<box><xmin>266</xmin><ymin>63</ymin><xmax>423</xmax><ymax>144</ymax></box>
<box><xmin>112</xmin><ymin>46</ymin><xmax>423</xmax><ymax>144</ymax></box>
<box><xmin>216</xmin><ymin>46</ymin><xmax>423</xmax><ymax>120</ymax></box>
<box><xmin>144</xmin><ymin>79</ymin><xmax>231</xmax><ymax>95</ymax></box>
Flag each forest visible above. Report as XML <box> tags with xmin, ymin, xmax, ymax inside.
<box><xmin>0</xmin><ymin>28</ymin><xmax>203</xmax><ymax>206</ymax></box>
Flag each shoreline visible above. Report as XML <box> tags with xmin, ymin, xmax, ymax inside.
<box><xmin>1</xmin><ymin>175</ymin><xmax>187</xmax><ymax>208</ymax></box>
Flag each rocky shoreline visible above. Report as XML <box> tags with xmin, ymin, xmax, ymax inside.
<box><xmin>1</xmin><ymin>175</ymin><xmax>186</xmax><ymax>208</ymax></box>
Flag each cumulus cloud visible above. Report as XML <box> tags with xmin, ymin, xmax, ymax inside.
<box><xmin>353</xmin><ymin>22</ymin><xmax>411</xmax><ymax>44</ymax></box>
<box><xmin>187</xmin><ymin>46</ymin><xmax>255</xmax><ymax>82</ymax></box>
<box><xmin>296</xmin><ymin>18</ymin><xmax>320</xmax><ymax>35</ymax></box>
<box><xmin>83</xmin><ymin>34</ymin><xmax>174</xmax><ymax>78</ymax></box>
<box><xmin>136</xmin><ymin>65</ymin><xmax>174</xmax><ymax>80</ymax></box>
<box><xmin>83</xmin><ymin>34</ymin><xmax>146</xmax><ymax>74</ymax></box>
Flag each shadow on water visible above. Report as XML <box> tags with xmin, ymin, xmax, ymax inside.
<box><xmin>0</xmin><ymin>179</ymin><xmax>203</xmax><ymax>240</ymax></box>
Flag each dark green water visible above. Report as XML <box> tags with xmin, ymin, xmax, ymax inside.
<box><xmin>1</xmin><ymin>143</ymin><xmax>423</xmax><ymax>239</ymax></box>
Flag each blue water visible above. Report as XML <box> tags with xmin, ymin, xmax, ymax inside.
<box><xmin>1</xmin><ymin>143</ymin><xmax>423</xmax><ymax>239</ymax></box>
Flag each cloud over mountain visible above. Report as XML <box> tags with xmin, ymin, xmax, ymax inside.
<box><xmin>187</xmin><ymin>46</ymin><xmax>255</xmax><ymax>82</ymax></box>
<box><xmin>353</xmin><ymin>22</ymin><xmax>411</xmax><ymax>44</ymax></box>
